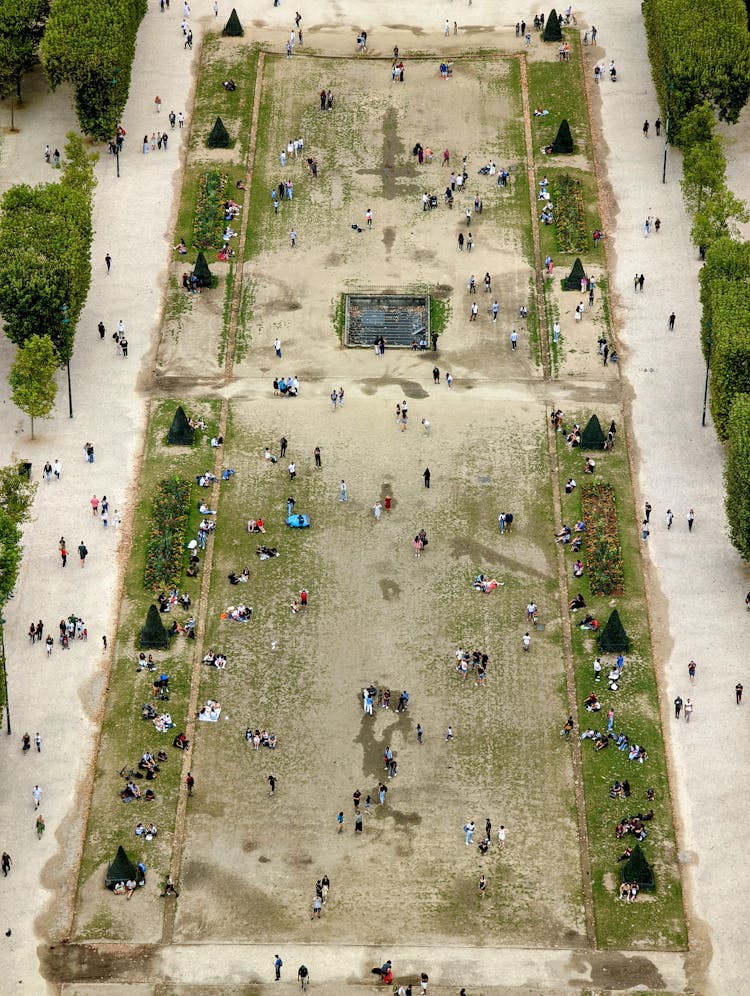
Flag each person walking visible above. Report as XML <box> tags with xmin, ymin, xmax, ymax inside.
<box><xmin>297</xmin><ymin>964</ymin><xmax>310</xmax><ymax>990</ymax></box>
<box><xmin>288</xmin><ymin>461</ymin><xmax>296</xmax><ymax>480</ymax></box>
<box><xmin>365</xmin><ymin>208</ymin><xmax>373</xmax><ymax>228</ymax></box>
<box><xmin>687</xmin><ymin>508</ymin><xmax>695</xmax><ymax>532</ymax></box>
<box><xmin>268</xmin><ymin>774</ymin><xmax>276</xmax><ymax>796</ymax></box>
<box><xmin>470</xmin><ymin>302</ymin><xmax>478</xmax><ymax>322</ymax></box>
<box><xmin>479</xmin><ymin>874</ymin><xmax>486</xmax><ymax>898</ymax></box>
<box><xmin>280</xmin><ymin>436</ymin><xmax>287</xmax><ymax>458</ymax></box>
<box><xmin>497</xmin><ymin>825</ymin><xmax>506</xmax><ymax>848</ymax></box>
<box><xmin>339</xmin><ymin>480</ymin><xmax>348</xmax><ymax>502</ymax></box>
<box><xmin>674</xmin><ymin>695</ymin><xmax>683</xmax><ymax>719</ymax></box>
<box><xmin>274</xmin><ymin>337</ymin><xmax>282</xmax><ymax>358</ymax></box>
<box><xmin>416</xmin><ymin>723</ymin><xmax>423</xmax><ymax>744</ymax></box>
<box><xmin>464</xmin><ymin>820</ymin><xmax>474</xmax><ymax>845</ymax></box>
<box><xmin>510</xmin><ymin>330</ymin><xmax>518</xmax><ymax>350</ymax></box>
<box><xmin>186</xmin><ymin>772</ymin><xmax>195</xmax><ymax>796</ymax></box>
<box><xmin>35</xmin><ymin>733</ymin><xmax>42</xmax><ymax>753</ymax></box>
<box><xmin>684</xmin><ymin>698</ymin><xmax>694</xmax><ymax>722</ymax></box>
<box><xmin>423</xmin><ymin>467</ymin><xmax>431</xmax><ymax>488</ymax></box>
<box><xmin>642</xmin><ymin>120</ymin><xmax>649</xmax><ymax>138</ymax></box>
<box><xmin>32</xmin><ymin>785</ymin><xmax>42</xmax><ymax>810</ymax></box>
<box><xmin>688</xmin><ymin>660</ymin><xmax>696</xmax><ymax>684</ymax></box>
<box><xmin>336</xmin><ymin>811</ymin><xmax>344</xmax><ymax>833</ymax></box>
<box><xmin>644</xmin><ymin>502</ymin><xmax>652</xmax><ymax>523</ymax></box>
<box><xmin>290</xmin><ymin>229</ymin><xmax>296</xmax><ymax>248</ymax></box>
<box><xmin>638</xmin><ymin>273</ymin><xmax>645</xmax><ymax>292</ymax></box>
<box><xmin>314</xmin><ymin>446</ymin><xmax>321</xmax><ymax>467</ymax></box>
<box><xmin>36</xmin><ymin>815</ymin><xmax>45</xmax><ymax>838</ymax></box>
<box><xmin>1</xmin><ymin>852</ymin><xmax>10</xmax><ymax>876</ymax></box>
<box><xmin>522</xmin><ymin>632</ymin><xmax>531</xmax><ymax>652</ymax></box>
<box><xmin>666</xmin><ymin>508</ymin><xmax>673</xmax><ymax>530</ymax></box>
<box><xmin>105</xmin><ymin>253</ymin><xmax>112</xmax><ymax>274</ymax></box>
<box><xmin>274</xmin><ymin>955</ymin><xmax>283</xmax><ymax>981</ymax></box>
<box><xmin>736</xmin><ymin>683</ymin><xmax>743</xmax><ymax>705</ymax></box>
<box><xmin>492</xmin><ymin>300</ymin><xmax>499</xmax><ymax>323</ymax></box>
<box><xmin>433</xmin><ymin>366</ymin><xmax>440</xmax><ymax>384</ymax></box>
<box><xmin>78</xmin><ymin>541</ymin><xmax>88</xmax><ymax>567</ymax></box>
<box><xmin>668</xmin><ymin>312</ymin><xmax>676</xmax><ymax>331</ymax></box>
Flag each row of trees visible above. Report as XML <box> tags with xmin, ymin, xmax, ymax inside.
<box><xmin>0</xmin><ymin>133</ymin><xmax>96</xmax><ymax>435</ymax></box>
<box><xmin>0</xmin><ymin>0</ymin><xmax>48</xmax><ymax>101</ymax></box>
<box><xmin>669</xmin><ymin>104</ymin><xmax>750</xmax><ymax>560</ymax></box>
<box><xmin>40</xmin><ymin>0</ymin><xmax>147</xmax><ymax>140</ymax></box>
<box><xmin>643</xmin><ymin>0</ymin><xmax>750</xmax><ymax>140</ymax></box>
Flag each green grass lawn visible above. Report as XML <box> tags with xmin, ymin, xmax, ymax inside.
<box><xmin>75</xmin><ymin>399</ymin><xmax>221</xmax><ymax>927</ymax></box>
<box><xmin>555</xmin><ymin>421</ymin><xmax>686</xmax><ymax>949</ymax></box>
<box><xmin>527</xmin><ymin>31</ymin><xmax>589</xmax><ymax>160</ymax></box>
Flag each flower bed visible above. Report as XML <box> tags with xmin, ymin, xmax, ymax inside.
<box><xmin>144</xmin><ymin>476</ymin><xmax>192</xmax><ymax>590</ymax></box>
<box><xmin>580</xmin><ymin>481</ymin><xmax>624</xmax><ymax>596</ymax></box>
<box><xmin>193</xmin><ymin>169</ymin><xmax>229</xmax><ymax>251</ymax></box>
<box><xmin>554</xmin><ymin>174</ymin><xmax>588</xmax><ymax>253</ymax></box>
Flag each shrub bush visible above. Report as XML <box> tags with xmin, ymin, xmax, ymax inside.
<box><xmin>144</xmin><ymin>476</ymin><xmax>192</xmax><ymax>590</ymax></box>
<box><xmin>724</xmin><ymin>393</ymin><xmax>750</xmax><ymax>560</ymax></box>
<box><xmin>193</xmin><ymin>169</ymin><xmax>229</xmax><ymax>251</ymax></box>
<box><xmin>581</xmin><ymin>482</ymin><xmax>625</xmax><ymax>597</ymax></box>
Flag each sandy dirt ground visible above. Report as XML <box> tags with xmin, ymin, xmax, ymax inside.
<box><xmin>0</xmin><ymin>0</ymin><xmax>747</xmax><ymax>993</ymax></box>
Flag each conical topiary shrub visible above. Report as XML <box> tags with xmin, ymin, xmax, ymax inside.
<box><xmin>581</xmin><ymin>414</ymin><xmax>606</xmax><ymax>449</ymax></box>
<box><xmin>543</xmin><ymin>8</ymin><xmax>563</xmax><ymax>41</ymax></box>
<box><xmin>207</xmin><ymin>116</ymin><xmax>231</xmax><ymax>149</ymax></box>
<box><xmin>598</xmin><ymin>609</ymin><xmax>630</xmax><ymax>653</ymax></box>
<box><xmin>621</xmin><ymin>844</ymin><xmax>655</xmax><ymax>890</ymax></box>
<box><xmin>563</xmin><ymin>256</ymin><xmax>586</xmax><ymax>290</ymax></box>
<box><xmin>223</xmin><ymin>8</ymin><xmax>244</xmax><ymax>36</ymax></box>
<box><xmin>167</xmin><ymin>406</ymin><xmax>195</xmax><ymax>446</ymax></box>
<box><xmin>193</xmin><ymin>252</ymin><xmax>213</xmax><ymax>288</ymax></box>
<box><xmin>551</xmin><ymin>119</ymin><xmax>574</xmax><ymax>154</ymax></box>
<box><xmin>140</xmin><ymin>604</ymin><xmax>170</xmax><ymax>650</ymax></box>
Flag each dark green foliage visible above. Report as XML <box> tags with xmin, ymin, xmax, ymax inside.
<box><xmin>40</xmin><ymin>0</ymin><xmax>147</xmax><ymax>139</ymax></box>
<box><xmin>0</xmin><ymin>507</ymin><xmax>22</xmax><ymax>607</ymax></box>
<box><xmin>105</xmin><ymin>845</ymin><xmax>137</xmax><ymax>884</ymax></box>
<box><xmin>222</xmin><ymin>7</ymin><xmax>243</xmax><ymax>36</ymax></box>
<box><xmin>543</xmin><ymin>8</ymin><xmax>562</xmax><ymax>41</ymax></box>
<box><xmin>700</xmin><ymin>238</ymin><xmax>750</xmax><ymax>358</ymax></box>
<box><xmin>643</xmin><ymin>0</ymin><xmax>750</xmax><ymax>139</ymax></box>
<box><xmin>143</xmin><ymin>476</ymin><xmax>192</xmax><ymax>590</ymax></box>
<box><xmin>207</xmin><ymin>116</ymin><xmax>231</xmax><ymax>148</ymax></box>
<box><xmin>724</xmin><ymin>394</ymin><xmax>750</xmax><ymax>560</ymax></box>
<box><xmin>193</xmin><ymin>170</ymin><xmax>230</xmax><ymax>250</ymax></box>
<box><xmin>168</xmin><ymin>407</ymin><xmax>195</xmax><ymax>445</ymax></box>
<box><xmin>0</xmin><ymin>134</ymin><xmax>95</xmax><ymax>359</ymax></box>
<box><xmin>193</xmin><ymin>252</ymin><xmax>213</xmax><ymax>288</ymax></box>
<box><xmin>581</xmin><ymin>415</ymin><xmax>605</xmax><ymax>449</ymax></box>
<box><xmin>621</xmin><ymin>844</ymin><xmax>655</xmax><ymax>890</ymax></box>
<box><xmin>139</xmin><ymin>604</ymin><xmax>170</xmax><ymax>649</ymax></box>
<box><xmin>0</xmin><ymin>0</ymin><xmax>49</xmax><ymax>101</ymax></box>
<box><xmin>562</xmin><ymin>256</ymin><xmax>586</xmax><ymax>290</ymax></box>
<box><xmin>597</xmin><ymin>609</ymin><xmax>629</xmax><ymax>653</ymax></box>
<box><xmin>707</xmin><ymin>281</ymin><xmax>750</xmax><ymax>438</ymax></box>
<box><xmin>551</xmin><ymin>118</ymin><xmax>574</xmax><ymax>154</ymax></box>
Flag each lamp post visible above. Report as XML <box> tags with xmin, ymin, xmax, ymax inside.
<box><xmin>702</xmin><ymin>323</ymin><xmax>712</xmax><ymax>427</ymax></box>
<box><xmin>61</xmin><ymin>303</ymin><xmax>73</xmax><ymax>418</ymax></box>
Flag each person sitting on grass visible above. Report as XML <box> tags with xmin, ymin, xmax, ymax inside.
<box><xmin>572</xmin><ymin>561</ymin><xmax>585</xmax><ymax>578</ymax></box>
<box><xmin>555</xmin><ymin>525</ymin><xmax>572</xmax><ymax>544</ymax></box>
<box><xmin>570</xmin><ymin>592</ymin><xmax>585</xmax><ymax>609</ymax></box>
<box><xmin>584</xmin><ymin>457</ymin><xmax>596</xmax><ymax>474</ymax></box>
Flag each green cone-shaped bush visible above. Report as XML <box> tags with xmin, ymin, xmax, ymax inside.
<box><xmin>543</xmin><ymin>9</ymin><xmax>563</xmax><ymax>41</ymax></box>
<box><xmin>563</xmin><ymin>256</ymin><xmax>587</xmax><ymax>290</ymax></box>
<box><xmin>551</xmin><ymin>118</ymin><xmax>574</xmax><ymax>154</ymax></box>
<box><xmin>167</xmin><ymin>406</ymin><xmax>195</xmax><ymax>446</ymax></box>
<box><xmin>223</xmin><ymin>8</ymin><xmax>244</xmax><ymax>36</ymax></box>
<box><xmin>598</xmin><ymin>609</ymin><xmax>630</xmax><ymax>653</ymax></box>
<box><xmin>581</xmin><ymin>414</ymin><xmax>606</xmax><ymax>450</ymax></box>
<box><xmin>193</xmin><ymin>252</ymin><xmax>213</xmax><ymax>288</ymax></box>
<box><xmin>207</xmin><ymin>116</ymin><xmax>231</xmax><ymax>149</ymax></box>
<box><xmin>140</xmin><ymin>604</ymin><xmax>170</xmax><ymax>649</ymax></box>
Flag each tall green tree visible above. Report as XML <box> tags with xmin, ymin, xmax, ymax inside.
<box><xmin>643</xmin><ymin>0</ymin><xmax>750</xmax><ymax>138</ymax></box>
<box><xmin>0</xmin><ymin>462</ymin><xmax>36</xmax><ymax>524</ymax></box>
<box><xmin>0</xmin><ymin>0</ymin><xmax>49</xmax><ymax>101</ymax></box>
<box><xmin>0</xmin><ymin>508</ymin><xmax>22</xmax><ymax>607</ymax></box>
<box><xmin>0</xmin><ymin>133</ymin><xmax>95</xmax><ymax>359</ymax></box>
<box><xmin>40</xmin><ymin>0</ymin><xmax>147</xmax><ymax>140</ymax></box>
<box><xmin>9</xmin><ymin>334</ymin><xmax>58</xmax><ymax>438</ymax></box>
<box><xmin>724</xmin><ymin>394</ymin><xmax>750</xmax><ymax>560</ymax></box>
<box><xmin>691</xmin><ymin>189</ymin><xmax>750</xmax><ymax>252</ymax></box>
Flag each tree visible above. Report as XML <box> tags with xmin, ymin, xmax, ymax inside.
<box><xmin>562</xmin><ymin>257</ymin><xmax>586</xmax><ymax>290</ymax></box>
<box><xmin>167</xmin><ymin>406</ymin><xmax>195</xmax><ymax>446</ymax></box>
<box><xmin>691</xmin><ymin>189</ymin><xmax>749</xmax><ymax>252</ymax></box>
<box><xmin>681</xmin><ymin>136</ymin><xmax>727</xmax><ymax>214</ymax></box>
<box><xmin>725</xmin><ymin>394</ymin><xmax>750</xmax><ymax>560</ymax></box>
<box><xmin>0</xmin><ymin>461</ymin><xmax>37</xmax><ymax>523</ymax></box>
<box><xmin>193</xmin><ymin>252</ymin><xmax>213</xmax><ymax>288</ymax></box>
<box><xmin>597</xmin><ymin>609</ymin><xmax>630</xmax><ymax>653</ymax></box>
<box><xmin>543</xmin><ymin>9</ymin><xmax>562</xmax><ymax>41</ymax></box>
<box><xmin>0</xmin><ymin>0</ymin><xmax>49</xmax><ymax>102</ymax></box>
<box><xmin>223</xmin><ymin>7</ymin><xmax>243</xmax><ymax>36</ymax></box>
<box><xmin>580</xmin><ymin>415</ymin><xmax>605</xmax><ymax>449</ymax></box>
<box><xmin>643</xmin><ymin>0</ymin><xmax>750</xmax><ymax>139</ymax></box>
<box><xmin>8</xmin><ymin>334</ymin><xmax>58</xmax><ymax>438</ymax></box>
<box><xmin>0</xmin><ymin>507</ymin><xmax>22</xmax><ymax>607</ymax></box>
<box><xmin>700</xmin><ymin>238</ymin><xmax>750</xmax><ymax>358</ymax></box>
<box><xmin>140</xmin><ymin>604</ymin><xmax>170</xmax><ymax>649</ymax></box>
<box><xmin>551</xmin><ymin>119</ymin><xmax>574</xmax><ymax>154</ymax></box>
<box><xmin>0</xmin><ymin>133</ymin><xmax>95</xmax><ymax>358</ymax></box>
<box><xmin>207</xmin><ymin>116</ymin><xmax>231</xmax><ymax>149</ymax></box>
<box><xmin>40</xmin><ymin>0</ymin><xmax>147</xmax><ymax>140</ymax></box>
